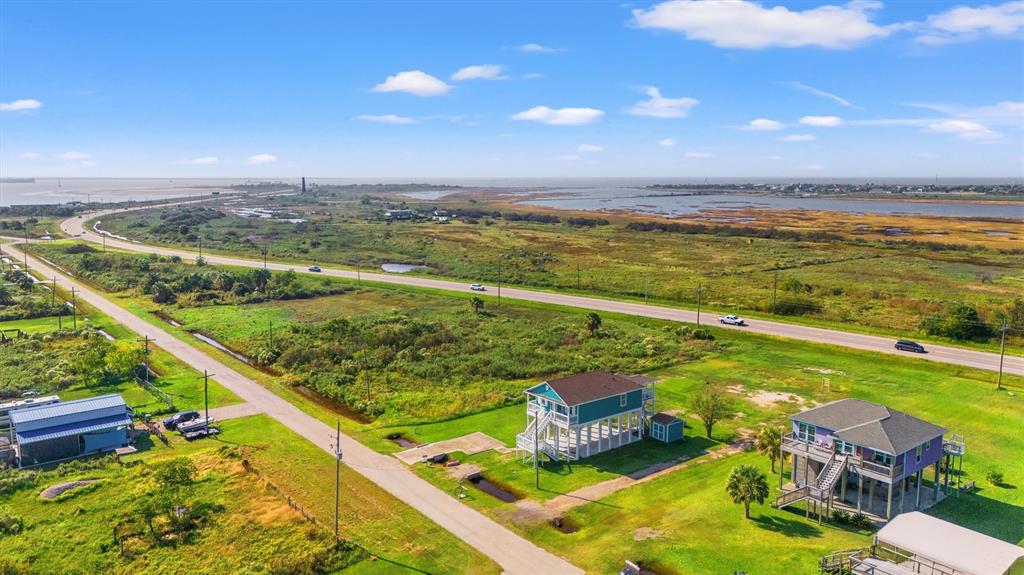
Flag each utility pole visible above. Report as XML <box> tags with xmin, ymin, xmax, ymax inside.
<box><xmin>576</xmin><ymin>263</ymin><xmax>581</xmax><ymax>291</ymax></box>
<box><xmin>772</xmin><ymin>271</ymin><xmax>778</xmax><ymax>314</ymax></box>
<box><xmin>203</xmin><ymin>370</ymin><xmax>211</xmax><ymax>433</ymax></box>
<box><xmin>333</xmin><ymin>420</ymin><xmax>342</xmax><ymax>539</ymax></box>
<box><xmin>23</xmin><ymin>228</ymin><xmax>28</xmax><ymax>270</ymax></box>
<box><xmin>51</xmin><ymin>277</ymin><xmax>56</xmax><ymax>306</ymax></box>
<box><xmin>143</xmin><ymin>336</ymin><xmax>152</xmax><ymax>384</ymax></box>
<box><xmin>997</xmin><ymin>320</ymin><xmax>1008</xmax><ymax>390</ymax></box>
<box><xmin>198</xmin><ymin>233</ymin><xmax>202</xmax><ymax>260</ymax></box>
<box><xmin>644</xmin><ymin>270</ymin><xmax>649</xmax><ymax>305</ymax></box>
<box><xmin>268</xmin><ymin>320</ymin><xmax>273</xmax><ymax>347</ymax></box>
<box><xmin>263</xmin><ymin>242</ymin><xmax>268</xmax><ymax>270</ymax></box>
<box><xmin>497</xmin><ymin>259</ymin><xmax>501</xmax><ymax>306</ymax></box>
<box><xmin>71</xmin><ymin>287</ymin><xmax>77</xmax><ymax>329</ymax></box>
<box><xmin>356</xmin><ymin>258</ymin><xmax>361</xmax><ymax>285</ymax></box>
<box><xmin>696</xmin><ymin>282</ymin><xmax>702</xmax><ymax>327</ymax></box>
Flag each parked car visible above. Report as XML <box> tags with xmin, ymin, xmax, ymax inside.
<box><xmin>162</xmin><ymin>410</ymin><xmax>200</xmax><ymax>430</ymax></box>
<box><xmin>470</xmin><ymin>283</ymin><xmax>486</xmax><ymax>291</ymax></box>
<box><xmin>895</xmin><ymin>340</ymin><xmax>926</xmax><ymax>353</ymax></box>
<box><xmin>308</xmin><ymin>266</ymin><xmax>321</xmax><ymax>272</ymax></box>
<box><xmin>719</xmin><ymin>315</ymin><xmax>747</xmax><ymax>326</ymax></box>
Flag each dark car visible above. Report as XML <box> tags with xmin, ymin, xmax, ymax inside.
<box><xmin>162</xmin><ymin>410</ymin><xmax>200</xmax><ymax>430</ymax></box>
<box><xmin>308</xmin><ymin>266</ymin><xmax>321</xmax><ymax>273</ymax></box>
<box><xmin>895</xmin><ymin>340</ymin><xmax>926</xmax><ymax>353</ymax></box>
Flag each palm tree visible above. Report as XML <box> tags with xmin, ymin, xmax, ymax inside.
<box><xmin>726</xmin><ymin>464</ymin><xmax>769</xmax><ymax>519</ymax></box>
<box><xmin>755</xmin><ymin>426</ymin><xmax>782</xmax><ymax>473</ymax></box>
<box><xmin>584</xmin><ymin>312</ymin><xmax>602</xmax><ymax>335</ymax></box>
<box><xmin>470</xmin><ymin>297</ymin><xmax>484</xmax><ymax>314</ymax></box>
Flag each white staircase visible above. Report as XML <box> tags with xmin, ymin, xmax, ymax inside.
<box><xmin>516</xmin><ymin>409</ymin><xmax>558</xmax><ymax>462</ymax></box>
<box><xmin>816</xmin><ymin>455</ymin><xmax>847</xmax><ymax>492</ymax></box>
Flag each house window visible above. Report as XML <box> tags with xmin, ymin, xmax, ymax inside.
<box><xmin>835</xmin><ymin>440</ymin><xmax>855</xmax><ymax>455</ymax></box>
<box><xmin>873</xmin><ymin>451</ymin><xmax>893</xmax><ymax>466</ymax></box>
<box><xmin>916</xmin><ymin>443</ymin><xmax>924</xmax><ymax>463</ymax></box>
<box><xmin>619</xmin><ymin>394</ymin><xmax>627</xmax><ymax>407</ymax></box>
<box><xmin>797</xmin><ymin>422</ymin><xmax>816</xmax><ymax>442</ymax></box>
<box><xmin>925</xmin><ymin>441</ymin><xmax>931</xmax><ymax>451</ymax></box>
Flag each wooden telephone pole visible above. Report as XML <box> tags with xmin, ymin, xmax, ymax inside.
<box><xmin>333</xmin><ymin>420</ymin><xmax>343</xmax><ymax>539</ymax></box>
<box><xmin>696</xmin><ymin>282</ymin><xmax>702</xmax><ymax>327</ymax></box>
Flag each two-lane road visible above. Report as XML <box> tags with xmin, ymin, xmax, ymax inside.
<box><xmin>2</xmin><ymin>240</ymin><xmax>582</xmax><ymax>575</ymax></box>
<box><xmin>64</xmin><ymin>208</ymin><xmax>1023</xmax><ymax>377</ymax></box>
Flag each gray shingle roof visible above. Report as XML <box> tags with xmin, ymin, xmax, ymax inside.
<box><xmin>790</xmin><ymin>398</ymin><xmax>946</xmax><ymax>454</ymax></box>
<box><xmin>541</xmin><ymin>371</ymin><xmax>645</xmax><ymax>406</ymax></box>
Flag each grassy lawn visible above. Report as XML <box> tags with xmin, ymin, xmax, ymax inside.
<box><xmin>1</xmin><ymin>414</ymin><xmax>497</xmax><ymax>575</ymax></box>
<box><xmin>524</xmin><ymin>451</ymin><xmax>872</xmax><ymax>574</ymax></box>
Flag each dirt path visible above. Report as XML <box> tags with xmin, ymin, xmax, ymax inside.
<box><xmin>60</xmin><ymin>205</ymin><xmax>1022</xmax><ymax>377</ymax></box>
<box><xmin>1</xmin><ymin>241</ymin><xmax>582</xmax><ymax>575</ymax></box>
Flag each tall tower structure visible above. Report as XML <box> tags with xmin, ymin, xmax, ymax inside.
<box><xmin>301</xmin><ymin>177</ymin><xmax>306</xmax><ymax>194</ymax></box>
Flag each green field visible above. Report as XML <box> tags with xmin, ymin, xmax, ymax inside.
<box><xmin>98</xmin><ymin>195</ymin><xmax>1024</xmax><ymax>351</ymax></box>
<box><xmin>16</xmin><ymin>240</ymin><xmax>1024</xmax><ymax>574</ymax></box>
<box><xmin>1</xmin><ymin>414</ymin><xmax>498</xmax><ymax>575</ymax></box>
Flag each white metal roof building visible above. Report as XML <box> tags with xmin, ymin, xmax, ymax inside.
<box><xmin>10</xmin><ymin>394</ymin><xmax>133</xmax><ymax>467</ymax></box>
<box><xmin>874</xmin><ymin>512</ymin><xmax>1024</xmax><ymax>575</ymax></box>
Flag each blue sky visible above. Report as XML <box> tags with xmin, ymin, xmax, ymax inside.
<box><xmin>1</xmin><ymin>1</ymin><xmax>1022</xmax><ymax>178</ymax></box>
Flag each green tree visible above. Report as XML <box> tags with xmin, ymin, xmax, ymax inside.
<box><xmin>251</xmin><ymin>268</ymin><xmax>271</xmax><ymax>292</ymax></box>
<box><xmin>151</xmin><ymin>282</ymin><xmax>176</xmax><ymax>304</ymax></box>
<box><xmin>726</xmin><ymin>464</ymin><xmax>770</xmax><ymax>519</ymax></box>
<box><xmin>470</xmin><ymin>297</ymin><xmax>484</xmax><ymax>314</ymax></box>
<box><xmin>0</xmin><ymin>284</ymin><xmax>13</xmax><ymax>305</ymax></box>
<box><xmin>755</xmin><ymin>426</ymin><xmax>782</xmax><ymax>473</ymax></box>
<box><xmin>691</xmin><ymin>384</ymin><xmax>730</xmax><ymax>439</ymax></box>
<box><xmin>104</xmin><ymin>342</ymin><xmax>144</xmax><ymax>380</ymax></box>
<box><xmin>584</xmin><ymin>312</ymin><xmax>602</xmax><ymax>336</ymax></box>
<box><xmin>921</xmin><ymin>302</ymin><xmax>994</xmax><ymax>342</ymax></box>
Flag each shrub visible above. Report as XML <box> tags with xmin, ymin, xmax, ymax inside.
<box><xmin>921</xmin><ymin>303</ymin><xmax>994</xmax><ymax>342</ymax></box>
<box><xmin>986</xmin><ymin>469</ymin><xmax>1004</xmax><ymax>486</ymax></box>
<box><xmin>850</xmin><ymin>512</ymin><xmax>873</xmax><ymax>530</ymax></box>
<box><xmin>690</xmin><ymin>328</ymin><xmax>715</xmax><ymax>341</ymax></box>
<box><xmin>773</xmin><ymin>296</ymin><xmax>822</xmax><ymax>316</ymax></box>
<box><xmin>831</xmin><ymin>509</ymin><xmax>850</xmax><ymax>524</ymax></box>
<box><xmin>0</xmin><ymin>505</ymin><xmax>23</xmax><ymax>535</ymax></box>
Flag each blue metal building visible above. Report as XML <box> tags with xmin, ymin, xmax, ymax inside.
<box><xmin>11</xmin><ymin>394</ymin><xmax>133</xmax><ymax>467</ymax></box>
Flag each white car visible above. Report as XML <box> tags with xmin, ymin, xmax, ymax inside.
<box><xmin>470</xmin><ymin>284</ymin><xmax>486</xmax><ymax>291</ymax></box>
<box><xmin>719</xmin><ymin>315</ymin><xmax>746</xmax><ymax>326</ymax></box>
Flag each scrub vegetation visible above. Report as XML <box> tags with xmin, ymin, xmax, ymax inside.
<box><xmin>98</xmin><ymin>190</ymin><xmax>1024</xmax><ymax>350</ymax></box>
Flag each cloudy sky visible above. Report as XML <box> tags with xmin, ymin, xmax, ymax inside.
<box><xmin>1</xmin><ymin>1</ymin><xmax>1022</xmax><ymax>178</ymax></box>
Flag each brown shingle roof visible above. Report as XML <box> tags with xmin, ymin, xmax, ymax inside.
<box><xmin>651</xmin><ymin>412</ymin><xmax>680</xmax><ymax>425</ymax></box>
<box><xmin>542</xmin><ymin>371</ymin><xmax>646</xmax><ymax>406</ymax></box>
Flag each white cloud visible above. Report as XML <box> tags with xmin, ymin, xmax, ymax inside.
<box><xmin>188</xmin><ymin>156</ymin><xmax>220</xmax><ymax>165</ymax></box>
<box><xmin>0</xmin><ymin>99</ymin><xmax>43</xmax><ymax>112</ymax></box>
<box><xmin>372</xmin><ymin>70</ymin><xmax>451</xmax><ymax>96</ymax></box>
<box><xmin>658</xmin><ymin>138</ymin><xmax>677</xmax><ymax>147</ymax></box>
<box><xmin>906</xmin><ymin>100</ymin><xmax>1024</xmax><ymax>124</ymax></box>
<box><xmin>799</xmin><ymin>115</ymin><xmax>842</xmax><ymax>127</ymax></box>
<box><xmin>57</xmin><ymin>151</ymin><xmax>91</xmax><ymax>160</ymax></box>
<box><xmin>916</xmin><ymin>1</ymin><xmax>1024</xmax><ymax>45</ymax></box>
<box><xmin>625</xmin><ymin>86</ymin><xmax>699</xmax><ymax>118</ymax></box>
<box><xmin>519</xmin><ymin>43</ymin><xmax>562</xmax><ymax>53</ymax></box>
<box><xmin>632</xmin><ymin>0</ymin><xmax>892</xmax><ymax>49</ymax></box>
<box><xmin>17</xmin><ymin>152</ymin><xmax>40</xmax><ymax>159</ymax></box>
<box><xmin>247</xmin><ymin>153</ymin><xmax>278</xmax><ymax>165</ymax></box>
<box><xmin>511</xmin><ymin>106</ymin><xmax>604</xmax><ymax>125</ymax></box>
<box><xmin>779</xmin><ymin>134</ymin><xmax>817</xmax><ymax>142</ymax></box>
<box><xmin>452</xmin><ymin>65</ymin><xmax>507</xmax><ymax>81</ymax></box>
<box><xmin>523</xmin><ymin>73</ymin><xmax>545</xmax><ymax>80</ymax></box>
<box><xmin>742</xmin><ymin>118</ymin><xmax>784</xmax><ymax>131</ymax></box>
<box><xmin>356</xmin><ymin>114</ymin><xmax>418</xmax><ymax>124</ymax></box>
<box><xmin>926</xmin><ymin>120</ymin><xmax>1001</xmax><ymax>141</ymax></box>
<box><xmin>786</xmin><ymin>81</ymin><xmax>861</xmax><ymax>109</ymax></box>
<box><xmin>685</xmin><ymin>151</ymin><xmax>713</xmax><ymax>158</ymax></box>
<box><xmin>577</xmin><ymin>144</ymin><xmax>604</xmax><ymax>153</ymax></box>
